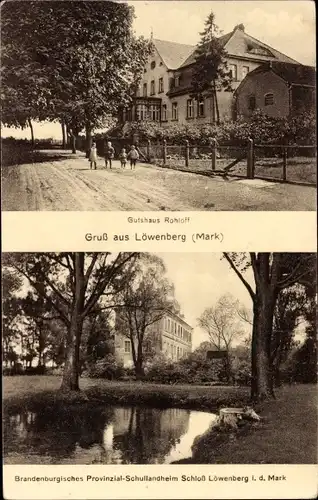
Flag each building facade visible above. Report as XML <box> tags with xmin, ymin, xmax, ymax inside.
<box><xmin>115</xmin><ymin>311</ymin><xmax>192</xmax><ymax>367</ymax></box>
<box><xmin>120</xmin><ymin>24</ymin><xmax>299</xmax><ymax>126</ymax></box>
<box><xmin>235</xmin><ymin>61</ymin><xmax>316</xmax><ymax>118</ymax></box>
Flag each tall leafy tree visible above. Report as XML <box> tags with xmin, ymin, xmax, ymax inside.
<box><xmin>198</xmin><ymin>293</ymin><xmax>246</xmax><ymax>382</ymax></box>
<box><xmin>223</xmin><ymin>253</ymin><xmax>316</xmax><ymax>401</ymax></box>
<box><xmin>3</xmin><ymin>252</ymin><xmax>137</xmax><ymax>391</ymax></box>
<box><xmin>1</xmin><ymin>1</ymin><xmax>151</xmax><ymax>151</ymax></box>
<box><xmin>116</xmin><ymin>255</ymin><xmax>178</xmax><ymax>378</ymax></box>
<box><xmin>190</xmin><ymin>12</ymin><xmax>232</xmax><ymax>124</ymax></box>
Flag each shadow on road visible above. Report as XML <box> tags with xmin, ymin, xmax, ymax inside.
<box><xmin>1</xmin><ymin>144</ymin><xmax>74</xmax><ymax>167</ymax></box>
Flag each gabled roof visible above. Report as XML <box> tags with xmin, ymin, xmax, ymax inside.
<box><xmin>179</xmin><ymin>25</ymin><xmax>299</xmax><ymax>69</ymax></box>
<box><xmin>152</xmin><ymin>39</ymin><xmax>195</xmax><ymax>70</ymax></box>
<box><xmin>243</xmin><ymin>61</ymin><xmax>316</xmax><ymax>86</ymax></box>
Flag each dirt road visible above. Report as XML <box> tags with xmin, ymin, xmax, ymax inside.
<box><xmin>2</xmin><ymin>150</ymin><xmax>316</xmax><ymax>211</ymax></box>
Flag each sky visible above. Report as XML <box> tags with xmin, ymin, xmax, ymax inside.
<box><xmin>155</xmin><ymin>252</ymin><xmax>254</xmax><ymax>348</ymax></box>
<box><xmin>2</xmin><ymin>0</ymin><xmax>315</xmax><ymax>140</ymax></box>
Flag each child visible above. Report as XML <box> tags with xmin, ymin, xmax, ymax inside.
<box><xmin>127</xmin><ymin>145</ymin><xmax>139</xmax><ymax>170</ymax></box>
<box><xmin>89</xmin><ymin>141</ymin><xmax>97</xmax><ymax>170</ymax></box>
<box><xmin>119</xmin><ymin>147</ymin><xmax>127</xmax><ymax>169</ymax></box>
<box><xmin>104</xmin><ymin>141</ymin><xmax>115</xmax><ymax>169</ymax></box>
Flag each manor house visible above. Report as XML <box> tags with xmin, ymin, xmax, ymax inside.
<box><xmin>115</xmin><ymin>311</ymin><xmax>193</xmax><ymax>368</ymax></box>
<box><xmin>119</xmin><ymin>24</ymin><xmax>299</xmax><ymax>125</ymax></box>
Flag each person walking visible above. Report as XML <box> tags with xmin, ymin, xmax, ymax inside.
<box><xmin>119</xmin><ymin>147</ymin><xmax>127</xmax><ymax>169</ymax></box>
<box><xmin>89</xmin><ymin>141</ymin><xmax>98</xmax><ymax>170</ymax></box>
<box><xmin>104</xmin><ymin>141</ymin><xmax>115</xmax><ymax>169</ymax></box>
<box><xmin>127</xmin><ymin>145</ymin><xmax>139</xmax><ymax>170</ymax></box>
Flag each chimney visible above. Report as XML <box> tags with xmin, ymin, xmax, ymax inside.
<box><xmin>234</xmin><ymin>24</ymin><xmax>245</xmax><ymax>32</ymax></box>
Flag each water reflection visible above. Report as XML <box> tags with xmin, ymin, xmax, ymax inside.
<box><xmin>3</xmin><ymin>405</ymin><xmax>216</xmax><ymax>464</ymax></box>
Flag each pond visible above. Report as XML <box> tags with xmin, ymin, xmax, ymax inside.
<box><xmin>3</xmin><ymin>405</ymin><xmax>217</xmax><ymax>464</ymax></box>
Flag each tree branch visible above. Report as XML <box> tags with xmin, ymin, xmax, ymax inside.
<box><xmin>223</xmin><ymin>253</ymin><xmax>255</xmax><ymax>300</ymax></box>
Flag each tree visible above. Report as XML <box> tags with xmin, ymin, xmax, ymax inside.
<box><xmin>1</xmin><ymin>2</ymin><xmax>151</xmax><ymax>152</ymax></box>
<box><xmin>116</xmin><ymin>255</ymin><xmax>178</xmax><ymax>378</ymax></box>
<box><xmin>190</xmin><ymin>12</ymin><xmax>232</xmax><ymax>124</ymax></box>
<box><xmin>198</xmin><ymin>293</ymin><xmax>245</xmax><ymax>382</ymax></box>
<box><xmin>2</xmin><ymin>269</ymin><xmax>24</xmax><ymax>368</ymax></box>
<box><xmin>3</xmin><ymin>252</ymin><xmax>137</xmax><ymax>391</ymax></box>
<box><xmin>223</xmin><ymin>253</ymin><xmax>316</xmax><ymax>401</ymax></box>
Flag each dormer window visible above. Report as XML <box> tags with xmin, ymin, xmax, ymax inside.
<box><xmin>247</xmin><ymin>44</ymin><xmax>274</xmax><ymax>57</ymax></box>
<box><xmin>150</xmin><ymin>61</ymin><xmax>156</xmax><ymax>69</ymax></box>
<box><xmin>175</xmin><ymin>75</ymin><xmax>180</xmax><ymax>87</ymax></box>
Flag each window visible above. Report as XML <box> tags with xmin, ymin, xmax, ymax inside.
<box><xmin>150</xmin><ymin>61</ymin><xmax>156</xmax><ymax>69</ymax></box>
<box><xmin>150</xmin><ymin>80</ymin><xmax>155</xmax><ymax>95</ymax></box>
<box><xmin>186</xmin><ymin>99</ymin><xmax>194</xmax><ymax>119</ymax></box>
<box><xmin>229</xmin><ymin>64</ymin><xmax>238</xmax><ymax>81</ymax></box>
<box><xmin>143</xmin><ymin>83</ymin><xmax>147</xmax><ymax>97</ymax></box>
<box><xmin>172</xmin><ymin>102</ymin><xmax>178</xmax><ymax>120</ymax></box>
<box><xmin>198</xmin><ymin>98</ymin><xmax>205</xmax><ymax>117</ymax></box>
<box><xmin>175</xmin><ymin>75</ymin><xmax>180</xmax><ymax>87</ymax></box>
<box><xmin>174</xmin><ymin>322</ymin><xmax>177</xmax><ymax>334</ymax></box>
<box><xmin>149</xmin><ymin>104</ymin><xmax>160</xmax><ymax>121</ymax></box>
<box><xmin>162</xmin><ymin>104</ymin><xmax>167</xmax><ymax>121</ymax></box>
<box><xmin>248</xmin><ymin>94</ymin><xmax>256</xmax><ymax>111</ymax></box>
<box><xmin>242</xmin><ymin>66</ymin><xmax>249</xmax><ymax>80</ymax></box>
<box><xmin>124</xmin><ymin>341</ymin><xmax>131</xmax><ymax>353</ymax></box>
<box><xmin>136</xmin><ymin>104</ymin><xmax>147</xmax><ymax>121</ymax></box>
<box><xmin>168</xmin><ymin>318</ymin><xmax>171</xmax><ymax>331</ymax></box>
<box><xmin>159</xmin><ymin>61</ymin><xmax>163</xmax><ymax>66</ymax></box>
<box><xmin>158</xmin><ymin>77</ymin><xmax>164</xmax><ymax>93</ymax></box>
<box><xmin>135</xmin><ymin>87</ymin><xmax>141</xmax><ymax>98</ymax></box>
<box><xmin>264</xmin><ymin>93</ymin><xmax>274</xmax><ymax>106</ymax></box>
<box><xmin>177</xmin><ymin>347</ymin><xmax>180</xmax><ymax>359</ymax></box>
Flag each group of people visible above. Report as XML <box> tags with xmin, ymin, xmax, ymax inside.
<box><xmin>89</xmin><ymin>141</ymin><xmax>139</xmax><ymax>170</ymax></box>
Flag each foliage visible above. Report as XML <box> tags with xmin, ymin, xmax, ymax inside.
<box><xmin>223</xmin><ymin>252</ymin><xmax>317</xmax><ymax>400</ymax></box>
<box><xmin>116</xmin><ymin>254</ymin><xmax>179</xmax><ymax>377</ymax></box>
<box><xmin>190</xmin><ymin>11</ymin><xmax>232</xmax><ymax>123</ymax></box>
<box><xmin>1</xmin><ymin>1</ymin><xmax>150</xmax><ymax>143</ymax></box>
<box><xmin>84</xmin><ymin>354</ymin><xmax>125</xmax><ymax>380</ymax></box>
<box><xmin>2</xmin><ymin>252</ymin><xmax>138</xmax><ymax>391</ymax></box>
<box><xmin>110</xmin><ymin>110</ymin><xmax>315</xmax><ymax>147</ymax></box>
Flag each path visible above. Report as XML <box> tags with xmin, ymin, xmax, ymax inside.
<box><xmin>2</xmin><ymin>150</ymin><xmax>316</xmax><ymax>211</ymax></box>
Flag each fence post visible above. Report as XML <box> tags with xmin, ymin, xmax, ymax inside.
<box><xmin>282</xmin><ymin>147</ymin><xmax>287</xmax><ymax>181</ymax></box>
<box><xmin>147</xmin><ymin>139</ymin><xmax>151</xmax><ymax>162</ymax></box>
<box><xmin>211</xmin><ymin>138</ymin><xmax>216</xmax><ymax>171</ymax></box>
<box><xmin>247</xmin><ymin>137</ymin><xmax>254</xmax><ymax>179</ymax></box>
<box><xmin>185</xmin><ymin>140</ymin><xmax>189</xmax><ymax>167</ymax></box>
<box><xmin>162</xmin><ymin>139</ymin><xmax>167</xmax><ymax>166</ymax></box>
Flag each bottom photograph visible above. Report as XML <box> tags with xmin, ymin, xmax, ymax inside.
<box><xmin>2</xmin><ymin>252</ymin><xmax>317</xmax><ymax>465</ymax></box>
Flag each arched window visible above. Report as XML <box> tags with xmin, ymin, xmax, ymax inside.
<box><xmin>264</xmin><ymin>93</ymin><xmax>274</xmax><ymax>106</ymax></box>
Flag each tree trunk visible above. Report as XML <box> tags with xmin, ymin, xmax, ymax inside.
<box><xmin>251</xmin><ymin>291</ymin><xmax>276</xmax><ymax>402</ymax></box>
<box><xmin>85</xmin><ymin>123</ymin><xmax>92</xmax><ymax>158</ymax></box>
<box><xmin>61</xmin><ymin>121</ymin><xmax>66</xmax><ymax>149</ymax></box>
<box><xmin>28</xmin><ymin>118</ymin><xmax>35</xmax><ymax>147</ymax></box>
<box><xmin>71</xmin><ymin>133</ymin><xmax>77</xmax><ymax>154</ymax></box>
<box><xmin>60</xmin><ymin>253</ymin><xmax>85</xmax><ymax>392</ymax></box>
<box><xmin>135</xmin><ymin>342</ymin><xmax>145</xmax><ymax>379</ymax></box>
<box><xmin>213</xmin><ymin>83</ymin><xmax>220</xmax><ymax>125</ymax></box>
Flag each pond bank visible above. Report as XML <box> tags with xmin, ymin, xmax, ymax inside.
<box><xmin>3</xmin><ymin>376</ymin><xmax>250</xmax><ymax>414</ymax></box>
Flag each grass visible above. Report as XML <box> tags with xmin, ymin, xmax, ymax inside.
<box><xmin>187</xmin><ymin>384</ymin><xmax>317</xmax><ymax>464</ymax></box>
<box><xmin>154</xmin><ymin>157</ymin><xmax>317</xmax><ymax>185</ymax></box>
<box><xmin>3</xmin><ymin>376</ymin><xmax>250</xmax><ymax>413</ymax></box>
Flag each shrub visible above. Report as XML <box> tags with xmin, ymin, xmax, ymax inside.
<box><xmin>84</xmin><ymin>355</ymin><xmax>125</xmax><ymax>380</ymax></box>
<box><xmin>106</xmin><ymin>111</ymin><xmax>315</xmax><ymax>148</ymax></box>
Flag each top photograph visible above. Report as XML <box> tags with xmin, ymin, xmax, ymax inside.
<box><xmin>1</xmin><ymin>0</ymin><xmax>316</xmax><ymax>212</ymax></box>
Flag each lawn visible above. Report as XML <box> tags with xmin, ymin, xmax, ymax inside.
<box><xmin>189</xmin><ymin>384</ymin><xmax>317</xmax><ymax>464</ymax></box>
<box><xmin>3</xmin><ymin>375</ymin><xmax>250</xmax><ymax>412</ymax></box>
<box><xmin>155</xmin><ymin>156</ymin><xmax>317</xmax><ymax>185</ymax></box>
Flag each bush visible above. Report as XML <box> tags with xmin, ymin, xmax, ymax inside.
<box><xmin>107</xmin><ymin>111</ymin><xmax>315</xmax><ymax>148</ymax></box>
<box><xmin>84</xmin><ymin>355</ymin><xmax>125</xmax><ymax>380</ymax></box>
